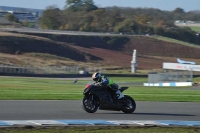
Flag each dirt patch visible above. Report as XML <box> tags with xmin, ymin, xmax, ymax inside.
<box><xmin>0</xmin><ymin>31</ymin><xmax>200</xmax><ymax>70</ymax></box>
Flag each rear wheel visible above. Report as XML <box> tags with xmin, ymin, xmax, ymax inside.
<box><xmin>82</xmin><ymin>96</ymin><xmax>99</xmax><ymax>113</ymax></box>
<box><xmin>121</xmin><ymin>95</ymin><xmax>136</xmax><ymax>113</ymax></box>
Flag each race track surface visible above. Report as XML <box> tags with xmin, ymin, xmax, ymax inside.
<box><xmin>0</xmin><ymin>100</ymin><xmax>199</xmax><ymax>121</ymax></box>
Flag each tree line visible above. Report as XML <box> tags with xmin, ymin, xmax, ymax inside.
<box><xmin>38</xmin><ymin>0</ymin><xmax>200</xmax><ymax>45</ymax></box>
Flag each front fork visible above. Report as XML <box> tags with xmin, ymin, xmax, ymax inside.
<box><xmin>91</xmin><ymin>93</ymin><xmax>94</xmax><ymax>101</ymax></box>
<box><xmin>89</xmin><ymin>93</ymin><xmax>100</xmax><ymax>106</ymax></box>
<box><xmin>85</xmin><ymin>93</ymin><xmax>95</xmax><ymax>104</ymax></box>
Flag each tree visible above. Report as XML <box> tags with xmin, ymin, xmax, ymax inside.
<box><xmin>134</xmin><ymin>14</ymin><xmax>151</xmax><ymax>25</ymax></box>
<box><xmin>22</xmin><ymin>17</ymin><xmax>28</xmax><ymax>27</ymax></box>
<box><xmin>36</xmin><ymin>5</ymin><xmax>200</xmax><ymax>44</ymax></box>
<box><xmin>114</xmin><ymin>18</ymin><xmax>139</xmax><ymax>34</ymax></box>
<box><xmin>5</xmin><ymin>13</ymin><xmax>19</xmax><ymax>23</ymax></box>
<box><xmin>173</xmin><ymin>8</ymin><xmax>185</xmax><ymax>14</ymax></box>
<box><xmin>39</xmin><ymin>6</ymin><xmax>61</xmax><ymax>29</ymax></box>
<box><xmin>154</xmin><ymin>26</ymin><xmax>164</xmax><ymax>35</ymax></box>
<box><xmin>170</xmin><ymin>8</ymin><xmax>186</xmax><ymax>20</ymax></box>
<box><xmin>65</xmin><ymin>0</ymin><xmax>98</xmax><ymax>12</ymax></box>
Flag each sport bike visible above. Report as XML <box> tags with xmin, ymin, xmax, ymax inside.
<box><xmin>82</xmin><ymin>83</ymin><xmax>136</xmax><ymax>113</ymax></box>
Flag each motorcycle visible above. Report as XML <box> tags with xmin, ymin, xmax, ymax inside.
<box><xmin>82</xmin><ymin>83</ymin><xmax>136</xmax><ymax>113</ymax></box>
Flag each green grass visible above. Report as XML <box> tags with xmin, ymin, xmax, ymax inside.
<box><xmin>177</xmin><ymin>25</ymin><xmax>200</xmax><ymax>32</ymax></box>
<box><xmin>193</xmin><ymin>76</ymin><xmax>200</xmax><ymax>82</ymax></box>
<box><xmin>152</xmin><ymin>35</ymin><xmax>200</xmax><ymax>48</ymax></box>
<box><xmin>0</xmin><ymin>76</ymin><xmax>200</xmax><ymax>102</ymax></box>
<box><xmin>109</xmin><ymin>77</ymin><xmax>147</xmax><ymax>82</ymax></box>
<box><xmin>0</xmin><ymin>126</ymin><xmax>199</xmax><ymax>133</ymax></box>
<box><xmin>189</xmin><ymin>26</ymin><xmax>200</xmax><ymax>32</ymax></box>
<box><xmin>28</xmin><ymin>22</ymin><xmax>35</xmax><ymax>28</ymax></box>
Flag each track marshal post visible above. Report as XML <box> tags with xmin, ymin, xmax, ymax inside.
<box><xmin>131</xmin><ymin>49</ymin><xmax>137</xmax><ymax>73</ymax></box>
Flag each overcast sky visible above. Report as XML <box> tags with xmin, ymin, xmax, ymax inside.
<box><xmin>0</xmin><ymin>0</ymin><xmax>200</xmax><ymax>11</ymax></box>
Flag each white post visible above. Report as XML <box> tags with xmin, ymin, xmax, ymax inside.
<box><xmin>131</xmin><ymin>49</ymin><xmax>137</xmax><ymax>73</ymax></box>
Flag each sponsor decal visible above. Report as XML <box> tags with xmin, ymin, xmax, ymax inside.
<box><xmin>176</xmin><ymin>66</ymin><xmax>182</xmax><ymax>68</ymax></box>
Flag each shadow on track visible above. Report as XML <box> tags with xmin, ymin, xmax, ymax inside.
<box><xmin>95</xmin><ymin>112</ymin><xmax>195</xmax><ymax>116</ymax></box>
<box><xmin>134</xmin><ymin>113</ymin><xmax>195</xmax><ymax>116</ymax></box>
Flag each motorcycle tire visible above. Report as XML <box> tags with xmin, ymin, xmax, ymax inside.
<box><xmin>121</xmin><ymin>95</ymin><xmax>136</xmax><ymax>113</ymax></box>
<box><xmin>82</xmin><ymin>96</ymin><xmax>99</xmax><ymax>113</ymax></box>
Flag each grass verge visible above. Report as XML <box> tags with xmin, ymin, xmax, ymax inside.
<box><xmin>152</xmin><ymin>35</ymin><xmax>200</xmax><ymax>48</ymax></box>
<box><xmin>189</xmin><ymin>26</ymin><xmax>200</xmax><ymax>32</ymax></box>
<box><xmin>0</xmin><ymin>76</ymin><xmax>200</xmax><ymax>102</ymax></box>
<box><xmin>0</xmin><ymin>126</ymin><xmax>200</xmax><ymax>133</ymax></box>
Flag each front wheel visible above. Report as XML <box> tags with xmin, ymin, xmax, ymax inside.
<box><xmin>82</xmin><ymin>96</ymin><xmax>99</xmax><ymax>113</ymax></box>
<box><xmin>121</xmin><ymin>95</ymin><xmax>136</xmax><ymax>113</ymax></box>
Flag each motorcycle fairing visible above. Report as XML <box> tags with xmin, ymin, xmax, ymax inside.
<box><xmin>119</xmin><ymin>87</ymin><xmax>129</xmax><ymax>92</ymax></box>
<box><xmin>92</xmin><ymin>91</ymin><xmax>113</xmax><ymax>106</ymax></box>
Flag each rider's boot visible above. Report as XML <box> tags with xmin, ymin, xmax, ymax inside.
<box><xmin>116</xmin><ymin>90</ymin><xmax>124</xmax><ymax>99</ymax></box>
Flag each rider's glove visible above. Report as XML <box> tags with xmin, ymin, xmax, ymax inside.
<box><xmin>94</xmin><ymin>82</ymin><xmax>101</xmax><ymax>86</ymax></box>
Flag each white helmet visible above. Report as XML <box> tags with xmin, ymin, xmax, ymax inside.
<box><xmin>92</xmin><ymin>72</ymin><xmax>101</xmax><ymax>82</ymax></box>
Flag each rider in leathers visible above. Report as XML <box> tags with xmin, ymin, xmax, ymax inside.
<box><xmin>92</xmin><ymin>72</ymin><xmax>124</xmax><ymax>99</ymax></box>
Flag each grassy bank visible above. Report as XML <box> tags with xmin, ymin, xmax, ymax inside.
<box><xmin>0</xmin><ymin>126</ymin><xmax>200</xmax><ymax>133</ymax></box>
<box><xmin>0</xmin><ymin>76</ymin><xmax>200</xmax><ymax>102</ymax></box>
<box><xmin>152</xmin><ymin>35</ymin><xmax>200</xmax><ymax>48</ymax></box>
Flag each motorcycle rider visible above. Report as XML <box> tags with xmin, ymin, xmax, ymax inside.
<box><xmin>92</xmin><ymin>72</ymin><xmax>124</xmax><ymax>99</ymax></box>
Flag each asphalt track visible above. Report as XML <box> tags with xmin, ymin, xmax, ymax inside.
<box><xmin>0</xmin><ymin>100</ymin><xmax>199</xmax><ymax>121</ymax></box>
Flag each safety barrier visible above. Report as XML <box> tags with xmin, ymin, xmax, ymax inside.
<box><xmin>143</xmin><ymin>82</ymin><xmax>192</xmax><ymax>86</ymax></box>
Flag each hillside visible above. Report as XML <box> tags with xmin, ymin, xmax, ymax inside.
<box><xmin>0</xmin><ymin>31</ymin><xmax>200</xmax><ymax>73</ymax></box>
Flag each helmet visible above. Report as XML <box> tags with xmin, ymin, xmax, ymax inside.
<box><xmin>92</xmin><ymin>72</ymin><xmax>101</xmax><ymax>82</ymax></box>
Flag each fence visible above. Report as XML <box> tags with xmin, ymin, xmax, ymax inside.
<box><xmin>148</xmin><ymin>70</ymin><xmax>193</xmax><ymax>83</ymax></box>
<box><xmin>0</xmin><ymin>64</ymin><xmax>106</xmax><ymax>75</ymax></box>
